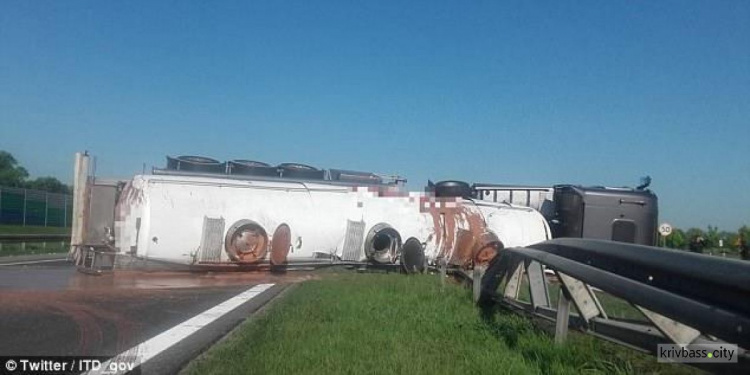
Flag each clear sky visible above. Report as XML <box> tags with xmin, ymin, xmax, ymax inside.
<box><xmin>1</xmin><ymin>1</ymin><xmax>748</xmax><ymax>231</ymax></box>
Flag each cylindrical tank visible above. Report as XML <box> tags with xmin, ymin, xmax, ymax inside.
<box><xmin>434</xmin><ymin>181</ymin><xmax>473</xmax><ymax>198</ymax></box>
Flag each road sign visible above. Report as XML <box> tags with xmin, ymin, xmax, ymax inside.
<box><xmin>658</xmin><ymin>223</ymin><xmax>673</xmax><ymax>237</ymax></box>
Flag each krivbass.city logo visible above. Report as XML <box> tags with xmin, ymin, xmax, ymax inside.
<box><xmin>657</xmin><ymin>344</ymin><xmax>738</xmax><ymax>363</ymax></box>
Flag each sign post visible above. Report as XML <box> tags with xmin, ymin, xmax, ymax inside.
<box><xmin>658</xmin><ymin>223</ymin><xmax>673</xmax><ymax>247</ymax></box>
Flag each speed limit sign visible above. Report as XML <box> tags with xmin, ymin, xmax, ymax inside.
<box><xmin>658</xmin><ymin>223</ymin><xmax>673</xmax><ymax>237</ymax></box>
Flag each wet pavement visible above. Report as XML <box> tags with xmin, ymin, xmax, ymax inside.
<box><xmin>0</xmin><ymin>259</ymin><xmax>314</xmax><ymax>372</ymax></box>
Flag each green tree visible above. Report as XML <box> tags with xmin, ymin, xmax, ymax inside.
<box><xmin>0</xmin><ymin>150</ymin><xmax>71</xmax><ymax>193</ymax></box>
<box><xmin>685</xmin><ymin>228</ymin><xmax>705</xmax><ymax>241</ymax></box>
<box><xmin>0</xmin><ymin>151</ymin><xmax>29</xmax><ymax>187</ymax></box>
<box><xmin>718</xmin><ymin>231</ymin><xmax>736</xmax><ymax>250</ymax></box>
<box><xmin>705</xmin><ymin>225</ymin><xmax>720</xmax><ymax>248</ymax></box>
<box><xmin>25</xmin><ymin>176</ymin><xmax>70</xmax><ymax>194</ymax></box>
<box><xmin>737</xmin><ymin>226</ymin><xmax>750</xmax><ymax>248</ymax></box>
<box><xmin>665</xmin><ymin>228</ymin><xmax>686</xmax><ymax>249</ymax></box>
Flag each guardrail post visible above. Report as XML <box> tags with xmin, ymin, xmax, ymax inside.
<box><xmin>555</xmin><ymin>288</ymin><xmax>571</xmax><ymax>344</ymax></box>
<box><xmin>526</xmin><ymin>260</ymin><xmax>550</xmax><ymax>308</ymax></box>
<box><xmin>636</xmin><ymin>306</ymin><xmax>701</xmax><ymax>345</ymax></box>
<box><xmin>473</xmin><ymin>265</ymin><xmax>485</xmax><ymax>303</ymax></box>
<box><xmin>440</xmin><ymin>258</ymin><xmax>447</xmax><ymax>288</ymax></box>
<box><xmin>504</xmin><ymin>260</ymin><xmax>524</xmax><ymax>299</ymax></box>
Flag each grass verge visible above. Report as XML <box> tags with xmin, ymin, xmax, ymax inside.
<box><xmin>183</xmin><ymin>272</ymin><xmax>697</xmax><ymax>375</ymax></box>
<box><xmin>0</xmin><ymin>241</ymin><xmax>70</xmax><ymax>257</ymax></box>
<box><xmin>0</xmin><ymin>225</ymin><xmax>70</xmax><ymax>257</ymax></box>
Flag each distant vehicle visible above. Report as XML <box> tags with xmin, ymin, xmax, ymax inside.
<box><xmin>70</xmin><ymin>153</ymin><xmax>551</xmax><ymax>273</ymax></box>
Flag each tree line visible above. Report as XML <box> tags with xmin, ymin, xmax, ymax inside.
<box><xmin>0</xmin><ymin>150</ymin><xmax>71</xmax><ymax>194</ymax></box>
<box><xmin>664</xmin><ymin>224</ymin><xmax>749</xmax><ymax>253</ymax></box>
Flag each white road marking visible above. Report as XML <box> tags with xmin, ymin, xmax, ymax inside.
<box><xmin>0</xmin><ymin>258</ymin><xmax>67</xmax><ymax>266</ymax></box>
<box><xmin>86</xmin><ymin>283</ymin><xmax>275</xmax><ymax>375</ymax></box>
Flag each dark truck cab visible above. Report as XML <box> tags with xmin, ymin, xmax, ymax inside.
<box><xmin>473</xmin><ymin>183</ymin><xmax>658</xmax><ymax>246</ymax></box>
<box><xmin>551</xmin><ymin>185</ymin><xmax>658</xmax><ymax>245</ymax></box>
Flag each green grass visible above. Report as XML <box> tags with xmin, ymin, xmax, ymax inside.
<box><xmin>0</xmin><ymin>225</ymin><xmax>70</xmax><ymax>257</ymax></box>
<box><xmin>0</xmin><ymin>241</ymin><xmax>70</xmax><ymax>257</ymax></box>
<box><xmin>183</xmin><ymin>272</ymin><xmax>697</xmax><ymax>375</ymax></box>
<box><xmin>0</xmin><ymin>224</ymin><xmax>70</xmax><ymax>235</ymax></box>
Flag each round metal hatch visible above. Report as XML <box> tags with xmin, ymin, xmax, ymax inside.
<box><xmin>401</xmin><ymin>237</ymin><xmax>425</xmax><ymax>273</ymax></box>
<box><xmin>364</xmin><ymin>223</ymin><xmax>402</xmax><ymax>264</ymax></box>
<box><xmin>270</xmin><ymin>223</ymin><xmax>292</xmax><ymax>266</ymax></box>
<box><xmin>166</xmin><ymin>155</ymin><xmax>226</xmax><ymax>173</ymax></box>
<box><xmin>228</xmin><ymin>160</ymin><xmax>279</xmax><ymax>177</ymax></box>
<box><xmin>225</xmin><ymin>220</ymin><xmax>268</xmax><ymax>263</ymax></box>
<box><xmin>277</xmin><ymin>163</ymin><xmax>325</xmax><ymax>180</ymax></box>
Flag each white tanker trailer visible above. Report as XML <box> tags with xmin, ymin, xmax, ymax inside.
<box><xmin>69</xmin><ymin>153</ymin><xmax>551</xmax><ymax>273</ymax></box>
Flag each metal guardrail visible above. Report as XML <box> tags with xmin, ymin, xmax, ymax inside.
<box><xmin>476</xmin><ymin>238</ymin><xmax>750</xmax><ymax>373</ymax></box>
<box><xmin>0</xmin><ymin>233</ymin><xmax>71</xmax><ymax>241</ymax></box>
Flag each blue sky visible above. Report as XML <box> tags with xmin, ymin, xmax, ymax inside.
<box><xmin>1</xmin><ymin>0</ymin><xmax>748</xmax><ymax>230</ymax></box>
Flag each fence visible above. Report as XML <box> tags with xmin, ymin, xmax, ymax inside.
<box><xmin>0</xmin><ymin>186</ymin><xmax>73</xmax><ymax>227</ymax></box>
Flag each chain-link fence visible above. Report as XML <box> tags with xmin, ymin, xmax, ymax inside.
<box><xmin>0</xmin><ymin>186</ymin><xmax>73</xmax><ymax>227</ymax></box>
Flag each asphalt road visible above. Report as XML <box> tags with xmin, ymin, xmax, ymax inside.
<box><xmin>0</xmin><ymin>257</ymin><xmax>310</xmax><ymax>374</ymax></box>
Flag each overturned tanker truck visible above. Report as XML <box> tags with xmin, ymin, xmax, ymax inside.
<box><xmin>69</xmin><ymin>153</ymin><xmax>551</xmax><ymax>273</ymax></box>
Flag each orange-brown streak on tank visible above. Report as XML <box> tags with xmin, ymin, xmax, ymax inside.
<box><xmin>421</xmin><ymin>198</ymin><xmax>482</xmax><ymax>263</ymax></box>
<box><xmin>463</xmin><ymin>209</ymin><xmax>498</xmax><ymax>267</ymax></box>
<box><xmin>473</xmin><ymin>232</ymin><xmax>503</xmax><ymax>267</ymax></box>
<box><xmin>442</xmin><ymin>213</ymin><xmax>457</xmax><ymax>259</ymax></box>
<box><xmin>451</xmin><ymin>229</ymin><xmax>476</xmax><ymax>268</ymax></box>
<box><xmin>420</xmin><ymin>196</ymin><xmax>443</xmax><ymax>253</ymax></box>
<box><xmin>451</xmin><ymin>206</ymin><xmax>493</xmax><ymax>268</ymax></box>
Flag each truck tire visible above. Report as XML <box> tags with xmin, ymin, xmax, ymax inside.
<box><xmin>166</xmin><ymin>155</ymin><xmax>225</xmax><ymax>173</ymax></box>
<box><xmin>278</xmin><ymin>163</ymin><xmax>324</xmax><ymax>180</ymax></box>
<box><xmin>434</xmin><ymin>180</ymin><xmax>473</xmax><ymax>198</ymax></box>
<box><xmin>401</xmin><ymin>237</ymin><xmax>426</xmax><ymax>273</ymax></box>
